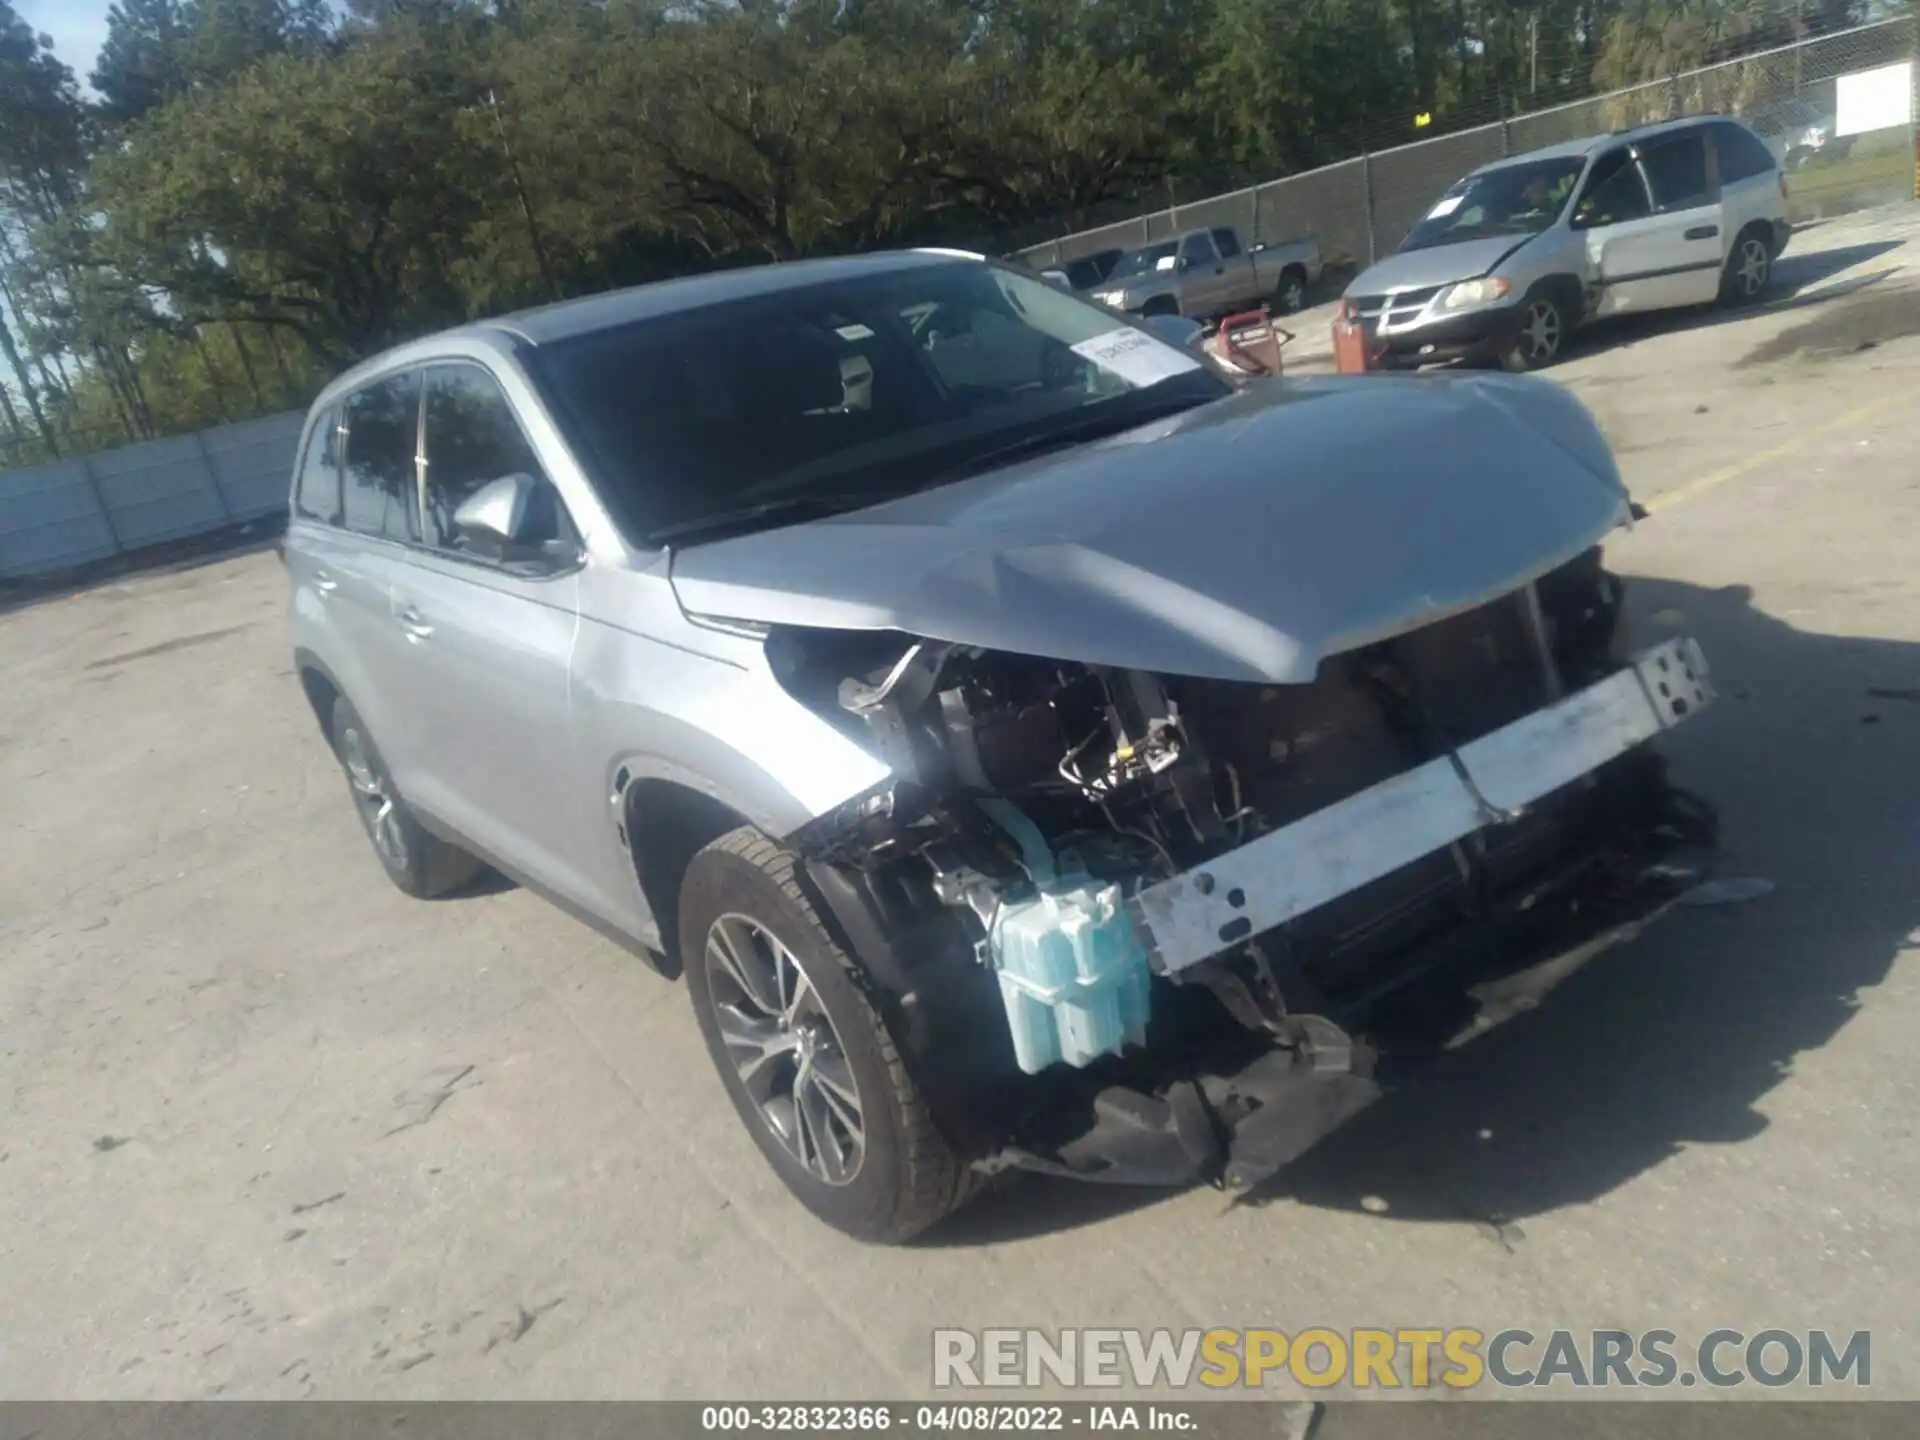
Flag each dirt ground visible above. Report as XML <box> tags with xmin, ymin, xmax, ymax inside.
<box><xmin>4</xmin><ymin>204</ymin><xmax>1920</xmax><ymax>1404</ymax></box>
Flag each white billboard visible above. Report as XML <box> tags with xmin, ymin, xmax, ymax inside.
<box><xmin>1835</xmin><ymin>61</ymin><xmax>1914</xmax><ymax>138</ymax></box>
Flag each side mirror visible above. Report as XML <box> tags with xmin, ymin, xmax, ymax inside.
<box><xmin>1141</xmin><ymin>314</ymin><xmax>1205</xmax><ymax>350</ymax></box>
<box><xmin>1040</xmin><ymin>268</ymin><xmax>1072</xmax><ymax>290</ymax></box>
<box><xmin>453</xmin><ymin>473</ymin><xmax>541</xmax><ymax>547</ymax></box>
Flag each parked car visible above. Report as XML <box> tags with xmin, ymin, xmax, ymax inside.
<box><xmin>1060</xmin><ymin>247</ymin><xmax>1126</xmax><ymax>292</ymax></box>
<box><xmin>1744</xmin><ymin>95</ymin><xmax>1851</xmax><ymax>170</ymax></box>
<box><xmin>287</xmin><ymin>250</ymin><xmax>1716</xmax><ymax>1242</ymax></box>
<box><xmin>1341</xmin><ymin>114</ymin><xmax>1791</xmax><ymax>371</ymax></box>
<box><xmin>1091</xmin><ymin>226</ymin><xmax>1324</xmax><ymax>318</ymax></box>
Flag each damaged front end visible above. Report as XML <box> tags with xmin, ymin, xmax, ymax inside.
<box><xmin>777</xmin><ymin>548</ymin><xmax>1717</xmax><ymax>1191</ymax></box>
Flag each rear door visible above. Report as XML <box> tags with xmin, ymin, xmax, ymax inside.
<box><xmin>330</xmin><ymin>371</ymin><xmax>426</xmax><ymax>783</ymax></box>
<box><xmin>1581</xmin><ymin>131</ymin><xmax>1724</xmax><ymax>315</ymax></box>
<box><xmin>388</xmin><ymin>361</ymin><xmax>584</xmax><ymax>891</ymax></box>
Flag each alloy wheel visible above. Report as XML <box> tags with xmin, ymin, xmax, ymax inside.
<box><xmin>1735</xmin><ymin>237</ymin><xmax>1770</xmax><ymax>299</ymax></box>
<box><xmin>1520</xmin><ymin>298</ymin><xmax>1562</xmax><ymax>365</ymax></box>
<box><xmin>339</xmin><ymin>725</ymin><xmax>408</xmax><ymax>871</ymax></box>
<box><xmin>1277</xmin><ymin>274</ymin><xmax>1306</xmax><ymax>314</ymax></box>
<box><xmin>704</xmin><ymin>913</ymin><xmax>866</xmax><ymax>1186</ymax></box>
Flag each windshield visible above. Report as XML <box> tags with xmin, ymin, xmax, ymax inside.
<box><xmin>1109</xmin><ymin>243</ymin><xmax>1180</xmax><ymax>280</ymax></box>
<box><xmin>529</xmin><ymin>261</ymin><xmax>1230</xmax><ymax>546</ymax></box>
<box><xmin>1398</xmin><ymin>156</ymin><xmax>1587</xmax><ymax>252</ymax></box>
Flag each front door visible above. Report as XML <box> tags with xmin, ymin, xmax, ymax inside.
<box><xmin>1177</xmin><ymin>230</ymin><xmax>1230</xmax><ymax>316</ymax></box>
<box><xmin>1580</xmin><ymin>134</ymin><xmax>1725</xmax><ymax>317</ymax></box>
<box><xmin>388</xmin><ymin>362</ymin><xmax>585</xmax><ymax>897</ymax></box>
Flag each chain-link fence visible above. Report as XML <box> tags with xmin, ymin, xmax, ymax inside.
<box><xmin>1020</xmin><ymin>16</ymin><xmax>1919</xmax><ymax>275</ymax></box>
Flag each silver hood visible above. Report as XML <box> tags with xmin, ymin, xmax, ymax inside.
<box><xmin>1346</xmin><ymin>234</ymin><xmax>1538</xmax><ymax>295</ymax></box>
<box><xmin>669</xmin><ymin>373</ymin><xmax>1630</xmax><ymax>686</ymax></box>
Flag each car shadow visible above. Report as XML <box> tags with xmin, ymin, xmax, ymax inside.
<box><xmin>0</xmin><ymin>516</ymin><xmax>288</xmax><ymax>618</ymax></box>
<box><xmin>1563</xmin><ymin>239</ymin><xmax>1907</xmax><ymax>359</ymax></box>
<box><xmin>918</xmin><ymin>1173</ymin><xmax>1179</xmax><ymax>1247</ymax></box>
<box><xmin>1241</xmin><ymin>575</ymin><xmax>1915</xmax><ymax>1226</ymax></box>
<box><xmin>929</xmin><ymin>576</ymin><xmax>1916</xmax><ymax>1242</ymax></box>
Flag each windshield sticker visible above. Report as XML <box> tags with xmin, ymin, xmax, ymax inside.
<box><xmin>835</xmin><ymin>323</ymin><xmax>875</xmax><ymax>341</ymax></box>
<box><xmin>1071</xmin><ymin>328</ymin><xmax>1202</xmax><ymax>387</ymax></box>
<box><xmin>1426</xmin><ymin>194</ymin><xmax>1465</xmax><ymax>218</ymax></box>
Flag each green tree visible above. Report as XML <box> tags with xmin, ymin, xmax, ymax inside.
<box><xmin>93</xmin><ymin>0</ymin><xmax>195</xmax><ymax>123</ymax></box>
<box><xmin>93</xmin><ymin>28</ymin><xmax>504</xmax><ymax>360</ymax></box>
<box><xmin>1</xmin><ymin>1</ymin><xmax>93</xmax><ymax>458</ymax></box>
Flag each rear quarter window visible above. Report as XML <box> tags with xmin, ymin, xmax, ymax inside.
<box><xmin>1716</xmin><ymin>122</ymin><xmax>1778</xmax><ymax>183</ymax></box>
<box><xmin>292</xmin><ymin>406</ymin><xmax>342</xmax><ymax>524</ymax></box>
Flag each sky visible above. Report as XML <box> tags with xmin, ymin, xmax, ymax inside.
<box><xmin>14</xmin><ymin>1</ymin><xmax>114</xmax><ymax>83</ymax></box>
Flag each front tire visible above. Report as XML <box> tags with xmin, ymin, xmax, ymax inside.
<box><xmin>328</xmin><ymin>696</ymin><xmax>483</xmax><ymax>899</ymax></box>
<box><xmin>681</xmin><ymin>828</ymin><xmax>981</xmax><ymax>1242</ymax></box>
<box><xmin>1499</xmin><ymin>291</ymin><xmax>1567</xmax><ymax>372</ymax></box>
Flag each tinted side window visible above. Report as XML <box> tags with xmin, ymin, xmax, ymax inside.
<box><xmin>1179</xmin><ymin>232</ymin><xmax>1218</xmax><ymax>265</ymax></box>
<box><xmin>293</xmin><ymin>405</ymin><xmax>342</xmax><ymax>524</ymax></box>
<box><xmin>1717</xmin><ymin>122</ymin><xmax>1776</xmax><ymax>182</ymax></box>
<box><xmin>1211</xmin><ymin>227</ymin><xmax>1243</xmax><ymax>259</ymax></box>
<box><xmin>1573</xmin><ymin>149</ymin><xmax>1652</xmax><ymax>227</ymax></box>
<box><xmin>341</xmin><ymin>373</ymin><xmax>422</xmax><ymax>543</ymax></box>
<box><xmin>1640</xmin><ymin>132</ymin><xmax>1713</xmax><ymax>211</ymax></box>
<box><xmin>421</xmin><ymin>365</ymin><xmax>564</xmax><ymax>554</ymax></box>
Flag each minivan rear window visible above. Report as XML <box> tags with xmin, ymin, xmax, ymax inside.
<box><xmin>1716</xmin><ymin>122</ymin><xmax>1778</xmax><ymax>182</ymax></box>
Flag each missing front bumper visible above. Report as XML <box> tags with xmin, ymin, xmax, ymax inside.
<box><xmin>985</xmin><ymin>843</ymin><xmax>1696</xmax><ymax>1190</ymax></box>
<box><xmin>1128</xmin><ymin>638</ymin><xmax>1714</xmax><ymax>977</ymax></box>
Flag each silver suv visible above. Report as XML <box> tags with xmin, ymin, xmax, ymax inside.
<box><xmin>287</xmin><ymin>251</ymin><xmax>1716</xmax><ymax>1241</ymax></box>
<box><xmin>1342</xmin><ymin>115</ymin><xmax>1791</xmax><ymax>370</ymax></box>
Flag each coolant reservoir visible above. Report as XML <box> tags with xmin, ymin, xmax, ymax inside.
<box><xmin>988</xmin><ymin>873</ymin><xmax>1154</xmax><ymax>1075</ymax></box>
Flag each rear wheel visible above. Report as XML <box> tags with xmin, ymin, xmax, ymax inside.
<box><xmin>1721</xmin><ymin>230</ymin><xmax>1772</xmax><ymax>305</ymax></box>
<box><xmin>328</xmin><ymin>696</ymin><xmax>484</xmax><ymax>898</ymax></box>
<box><xmin>1274</xmin><ymin>267</ymin><xmax>1308</xmax><ymax>315</ymax></box>
<box><xmin>682</xmin><ymin>827</ymin><xmax>982</xmax><ymax>1242</ymax></box>
<box><xmin>1499</xmin><ymin>291</ymin><xmax>1567</xmax><ymax>372</ymax></box>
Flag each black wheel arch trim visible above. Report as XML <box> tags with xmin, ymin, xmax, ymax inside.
<box><xmin>799</xmin><ymin>858</ymin><xmax>1019</xmax><ymax>1155</ymax></box>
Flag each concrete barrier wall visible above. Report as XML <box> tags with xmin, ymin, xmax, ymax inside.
<box><xmin>0</xmin><ymin>410</ymin><xmax>305</xmax><ymax>581</ymax></box>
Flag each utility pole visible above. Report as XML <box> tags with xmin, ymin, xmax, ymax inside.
<box><xmin>1529</xmin><ymin>10</ymin><xmax>1539</xmax><ymax>96</ymax></box>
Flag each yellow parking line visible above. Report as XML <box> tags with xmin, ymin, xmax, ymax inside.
<box><xmin>1642</xmin><ymin>399</ymin><xmax>1894</xmax><ymax>514</ymax></box>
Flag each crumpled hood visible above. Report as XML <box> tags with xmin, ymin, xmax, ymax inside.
<box><xmin>1347</xmin><ymin>234</ymin><xmax>1538</xmax><ymax>295</ymax></box>
<box><xmin>669</xmin><ymin>373</ymin><xmax>1629</xmax><ymax>685</ymax></box>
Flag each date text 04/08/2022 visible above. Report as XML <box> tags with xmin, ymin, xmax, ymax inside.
<box><xmin>699</xmin><ymin>1405</ymin><xmax>1201</xmax><ymax>1432</ymax></box>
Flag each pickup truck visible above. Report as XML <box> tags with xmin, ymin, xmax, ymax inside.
<box><xmin>1090</xmin><ymin>226</ymin><xmax>1323</xmax><ymax>318</ymax></box>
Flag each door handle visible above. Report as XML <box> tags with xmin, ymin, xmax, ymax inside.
<box><xmin>1685</xmin><ymin>225</ymin><xmax>1719</xmax><ymax>240</ymax></box>
<box><xmin>398</xmin><ymin>606</ymin><xmax>434</xmax><ymax>642</ymax></box>
<box><xmin>312</xmin><ymin>570</ymin><xmax>338</xmax><ymax>597</ymax></box>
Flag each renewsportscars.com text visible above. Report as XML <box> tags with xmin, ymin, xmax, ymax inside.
<box><xmin>932</xmin><ymin>1327</ymin><xmax>1871</xmax><ymax>1391</ymax></box>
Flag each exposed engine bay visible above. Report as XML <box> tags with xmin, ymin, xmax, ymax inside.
<box><xmin>772</xmin><ymin>547</ymin><xmax>1717</xmax><ymax>1188</ymax></box>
